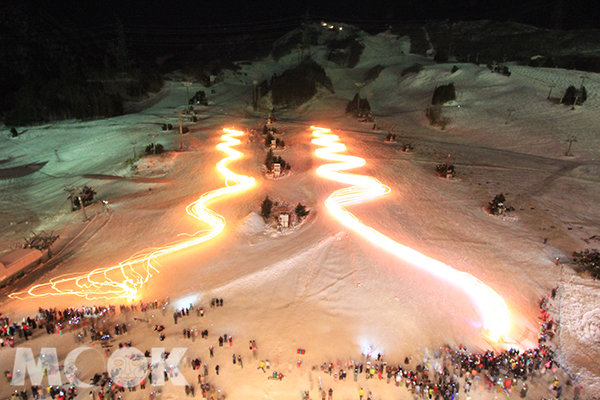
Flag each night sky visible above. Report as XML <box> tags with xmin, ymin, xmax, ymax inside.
<box><xmin>5</xmin><ymin>0</ymin><xmax>600</xmax><ymax>31</ymax></box>
<box><xmin>1</xmin><ymin>0</ymin><xmax>599</xmax><ymax>72</ymax></box>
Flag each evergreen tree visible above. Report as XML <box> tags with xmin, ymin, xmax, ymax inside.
<box><xmin>274</xmin><ymin>156</ymin><xmax>286</xmax><ymax>170</ymax></box>
<box><xmin>432</xmin><ymin>83</ymin><xmax>456</xmax><ymax>105</ymax></box>
<box><xmin>488</xmin><ymin>193</ymin><xmax>514</xmax><ymax>215</ymax></box>
<box><xmin>265</xmin><ymin>149</ymin><xmax>274</xmax><ymax>171</ymax></box>
<box><xmin>260</xmin><ymin>196</ymin><xmax>273</xmax><ymax>219</ymax></box>
<box><xmin>265</xmin><ymin>132</ymin><xmax>274</xmax><ymax>147</ymax></box>
<box><xmin>489</xmin><ymin>193</ymin><xmax>506</xmax><ymax>215</ymax></box>
<box><xmin>562</xmin><ymin>85</ymin><xmax>587</xmax><ymax>105</ymax></box>
<box><xmin>295</xmin><ymin>203</ymin><xmax>309</xmax><ymax>221</ymax></box>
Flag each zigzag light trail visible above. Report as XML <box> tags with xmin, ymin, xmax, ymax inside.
<box><xmin>311</xmin><ymin>126</ymin><xmax>510</xmax><ymax>342</ymax></box>
<box><xmin>10</xmin><ymin>128</ymin><xmax>255</xmax><ymax>301</ymax></box>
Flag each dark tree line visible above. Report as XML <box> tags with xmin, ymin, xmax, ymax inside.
<box><xmin>270</xmin><ymin>58</ymin><xmax>334</xmax><ymax>108</ymax></box>
<box><xmin>6</xmin><ymin>70</ymin><xmax>163</xmax><ymax>126</ymax></box>
<box><xmin>0</xmin><ymin>6</ymin><xmax>163</xmax><ymax>126</ymax></box>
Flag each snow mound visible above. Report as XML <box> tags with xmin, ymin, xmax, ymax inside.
<box><xmin>578</xmin><ymin>308</ymin><xmax>600</xmax><ymax>346</ymax></box>
<box><xmin>359</xmin><ymin>31</ymin><xmax>411</xmax><ymax>66</ymax></box>
<box><xmin>238</xmin><ymin>212</ymin><xmax>265</xmax><ymax>235</ymax></box>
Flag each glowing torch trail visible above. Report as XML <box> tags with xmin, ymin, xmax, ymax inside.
<box><xmin>10</xmin><ymin>128</ymin><xmax>255</xmax><ymax>300</ymax></box>
<box><xmin>311</xmin><ymin>126</ymin><xmax>510</xmax><ymax>342</ymax></box>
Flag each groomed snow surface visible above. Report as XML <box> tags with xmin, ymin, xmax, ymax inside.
<box><xmin>1</xmin><ymin>31</ymin><xmax>600</xmax><ymax>399</ymax></box>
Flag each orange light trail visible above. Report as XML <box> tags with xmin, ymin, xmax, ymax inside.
<box><xmin>9</xmin><ymin>128</ymin><xmax>255</xmax><ymax>301</ymax></box>
<box><xmin>311</xmin><ymin>126</ymin><xmax>510</xmax><ymax>342</ymax></box>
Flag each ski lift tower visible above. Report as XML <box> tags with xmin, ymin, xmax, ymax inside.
<box><xmin>182</xmin><ymin>81</ymin><xmax>193</xmax><ymax>111</ymax></box>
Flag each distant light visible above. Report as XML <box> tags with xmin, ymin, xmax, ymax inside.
<box><xmin>328</xmin><ymin>25</ymin><xmax>334</xmax><ymax>29</ymax></box>
<box><xmin>339</xmin><ymin>27</ymin><xmax>343</xmax><ymax>31</ymax></box>
<box><xmin>321</xmin><ymin>22</ymin><xmax>327</xmax><ymax>26</ymax></box>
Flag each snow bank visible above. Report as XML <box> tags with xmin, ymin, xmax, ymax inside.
<box><xmin>238</xmin><ymin>212</ymin><xmax>265</xmax><ymax>236</ymax></box>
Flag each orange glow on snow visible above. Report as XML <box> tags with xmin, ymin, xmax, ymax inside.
<box><xmin>9</xmin><ymin>128</ymin><xmax>255</xmax><ymax>301</ymax></box>
<box><xmin>311</xmin><ymin>126</ymin><xmax>510</xmax><ymax>342</ymax></box>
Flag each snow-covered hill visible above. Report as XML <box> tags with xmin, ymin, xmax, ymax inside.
<box><xmin>1</xmin><ymin>27</ymin><xmax>600</xmax><ymax>399</ymax></box>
